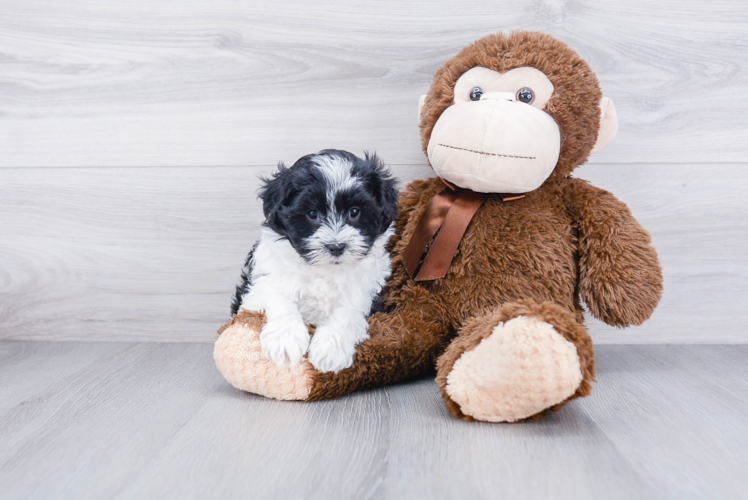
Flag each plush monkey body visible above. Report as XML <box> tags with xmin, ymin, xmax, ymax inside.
<box><xmin>311</xmin><ymin>179</ymin><xmax>585</xmax><ymax>399</ymax></box>
<box><xmin>310</xmin><ymin>175</ymin><xmax>659</xmax><ymax>421</ymax></box>
<box><xmin>215</xmin><ymin>31</ymin><xmax>662</xmax><ymax>422</ymax></box>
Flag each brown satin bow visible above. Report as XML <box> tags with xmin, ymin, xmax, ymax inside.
<box><xmin>402</xmin><ymin>181</ymin><xmax>524</xmax><ymax>281</ymax></box>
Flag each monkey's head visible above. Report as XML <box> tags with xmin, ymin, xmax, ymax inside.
<box><xmin>419</xmin><ymin>31</ymin><xmax>618</xmax><ymax>194</ymax></box>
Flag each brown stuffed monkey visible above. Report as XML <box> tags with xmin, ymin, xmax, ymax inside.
<box><xmin>214</xmin><ymin>31</ymin><xmax>663</xmax><ymax>422</ymax></box>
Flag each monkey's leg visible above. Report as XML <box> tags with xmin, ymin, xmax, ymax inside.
<box><xmin>308</xmin><ymin>307</ymin><xmax>451</xmax><ymax>400</ymax></box>
<box><xmin>436</xmin><ymin>299</ymin><xmax>595</xmax><ymax>422</ymax></box>
<box><xmin>215</xmin><ymin>307</ymin><xmax>450</xmax><ymax>401</ymax></box>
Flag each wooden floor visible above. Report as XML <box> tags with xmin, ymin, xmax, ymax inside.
<box><xmin>1</xmin><ymin>342</ymin><xmax>746</xmax><ymax>499</ymax></box>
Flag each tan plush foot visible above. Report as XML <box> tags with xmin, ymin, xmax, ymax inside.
<box><xmin>214</xmin><ymin>311</ymin><xmax>313</xmax><ymax>400</ymax></box>
<box><xmin>445</xmin><ymin>316</ymin><xmax>583</xmax><ymax>423</ymax></box>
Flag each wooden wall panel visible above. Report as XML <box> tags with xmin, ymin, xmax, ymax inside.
<box><xmin>1</xmin><ymin>163</ymin><xmax>745</xmax><ymax>343</ymax></box>
<box><xmin>1</xmin><ymin>0</ymin><xmax>746</xmax><ymax>342</ymax></box>
<box><xmin>0</xmin><ymin>0</ymin><xmax>746</xmax><ymax>167</ymax></box>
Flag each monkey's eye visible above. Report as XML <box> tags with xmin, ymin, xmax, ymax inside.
<box><xmin>307</xmin><ymin>210</ymin><xmax>320</xmax><ymax>220</ymax></box>
<box><xmin>348</xmin><ymin>207</ymin><xmax>361</xmax><ymax>220</ymax></box>
<box><xmin>469</xmin><ymin>87</ymin><xmax>484</xmax><ymax>101</ymax></box>
<box><xmin>516</xmin><ymin>87</ymin><xmax>535</xmax><ymax>104</ymax></box>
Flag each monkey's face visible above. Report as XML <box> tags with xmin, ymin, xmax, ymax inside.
<box><xmin>425</xmin><ymin>67</ymin><xmax>560</xmax><ymax>194</ymax></box>
<box><xmin>419</xmin><ymin>32</ymin><xmax>619</xmax><ymax>194</ymax></box>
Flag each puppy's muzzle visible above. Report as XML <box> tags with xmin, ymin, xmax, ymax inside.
<box><xmin>325</xmin><ymin>243</ymin><xmax>347</xmax><ymax>257</ymax></box>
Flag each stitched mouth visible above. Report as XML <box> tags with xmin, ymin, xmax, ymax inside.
<box><xmin>438</xmin><ymin>143</ymin><xmax>536</xmax><ymax>160</ymax></box>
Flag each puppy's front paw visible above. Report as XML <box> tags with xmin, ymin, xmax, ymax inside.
<box><xmin>260</xmin><ymin>316</ymin><xmax>310</xmax><ymax>368</ymax></box>
<box><xmin>307</xmin><ymin>325</ymin><xmax>364</xmax><ymax>373</ymax></box>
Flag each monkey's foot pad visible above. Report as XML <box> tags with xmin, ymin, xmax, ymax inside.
<box><xmin>446</xmin><ymin>316</ymin><xmax>583</xmax><ymax>422</ymax></box>
<box><xmin>214</xmin><ymin>310</ymin><xmax>313</xmax><ymax>400</ymax></box>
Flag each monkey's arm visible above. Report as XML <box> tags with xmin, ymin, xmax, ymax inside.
<box><xmin>566</xmin><ymin>178</ymin><xmax>663</xmax><ymax>327</ymax></box>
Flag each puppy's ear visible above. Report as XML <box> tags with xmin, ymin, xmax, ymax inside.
<box><xmin>363</xmin><ymin>152</ymin><xmax>399</xmax><ymax>232</ymax></box>
<box><xmin>259</xmin><ymin>162</ymin><xmax>297</xmax><ymax>227</ymax></box>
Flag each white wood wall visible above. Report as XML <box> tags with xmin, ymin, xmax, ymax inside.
<box><xmin>1</xmin><ymin>0</ymin><xmax>746</xmax><ymax>343</ymax></box>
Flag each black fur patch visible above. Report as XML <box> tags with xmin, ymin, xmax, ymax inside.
<box><xmin>258</xmin><ymin>149</ymin><xmax>398</xmax><ymax>261</ymax></box>
<box><xmin>230</xmin><ymin>241</ymin><xmax>258</xmax><ymax>316</ymax></box>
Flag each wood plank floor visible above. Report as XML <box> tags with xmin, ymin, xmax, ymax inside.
<box><xmin>1</xmin><ymin>342</ymin><xmax>746</xmax><ymax>499</ymax></box>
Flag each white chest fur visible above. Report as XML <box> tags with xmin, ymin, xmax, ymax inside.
<box><xmin>241</xmin><ymin>228</ymin><xmax>392</xmax><ymax>325</ymax></box>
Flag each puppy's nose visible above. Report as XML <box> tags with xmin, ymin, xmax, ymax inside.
<box><xmin>325</xmin><ymin>243</ymin><xmax>347</xmax><ymax>257</ymax></box>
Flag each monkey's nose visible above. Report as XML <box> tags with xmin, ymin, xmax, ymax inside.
<box><xmin>325</xmin><ymin>243</ymin><xmax>347</xmax><ymax>257</ymax></box>
<box><xmin>480</xmin><ymin>92</ymin><xmax>516</xmax><ymax>101</ymax></box>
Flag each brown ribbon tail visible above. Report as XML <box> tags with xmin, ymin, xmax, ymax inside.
<box><xmin>498</xmin><ymin>193</ymin><xmax>525</xmax><ymax>202</ymax></box>
<box><xmin>402</xmin><ymin>188</ymin><xmax>458</xmax><ymax>278</ymax></box>
<box><xmin>401</xmin><ymin>182</ymin><xmax>523</xmax><ymax>282</ymax></box>
<box><xmin>414</xmin><ymin>190</ymin><xmax>487</xmax><ymax>281</ymax></box>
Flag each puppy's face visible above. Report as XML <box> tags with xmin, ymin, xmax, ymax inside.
<box><xmin>260</xmin><ymin>150</ymin><xmax>398</xmax><ymax>266</ymax></box>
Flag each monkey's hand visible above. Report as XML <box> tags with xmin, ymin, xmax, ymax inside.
<box><xmin>566</xmin><ymin>178</ymin><xmax>663</xmax><ymax>327</ymax></box>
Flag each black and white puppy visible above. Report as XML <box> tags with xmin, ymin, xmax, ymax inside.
<box><xmin>232</xmin><ymin>150</ymin><xmax>398</xmax><ymax>373</ymax></box>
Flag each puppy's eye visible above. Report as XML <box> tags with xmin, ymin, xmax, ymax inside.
<box><xmin>307</xmin><ymin>210</ymin><xmax>320</xmax><ymax>220</ymax></box>
<box><xmin>469</xmin><ymin>87</ymin><xmax>483</xmax><ymax>101</ymax></box>
<box><xmin>348</xmin><ymin>207</ymin><xmax>361</xmax><ymax>219</ymax></box>
<box><xmin>516</xmin><ymin>87</ymin><xmax>535</xmax><ymax>104</ymax></box>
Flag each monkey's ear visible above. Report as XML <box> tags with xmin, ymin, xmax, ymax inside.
<box><xmin>418</xmin><ymin>95</ymin><xmax>426</xmax><ymax>119</ymax></box>
<box><xmin>591</xmin><ymin>96</ymin><xmax>618</xmax><ymax>153</ymax></box>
